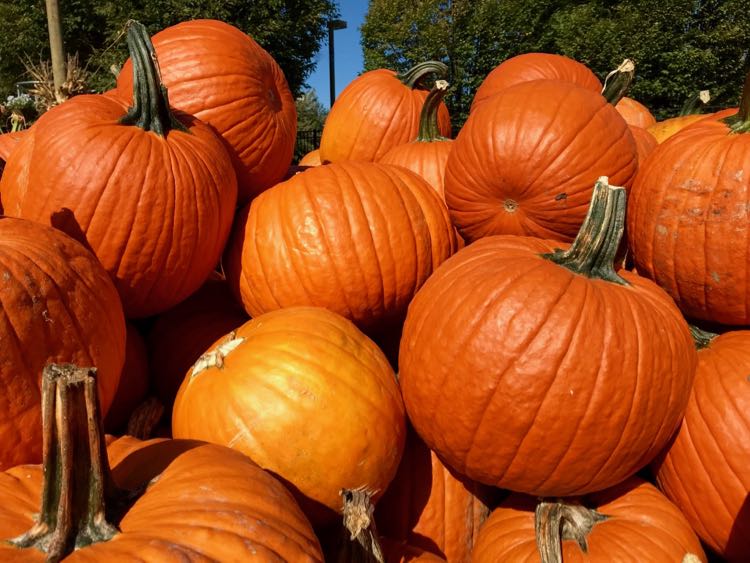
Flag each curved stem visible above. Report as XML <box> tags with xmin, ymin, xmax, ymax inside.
<box><xmin>396</xmin><ymin>61</ymin><xmax>448</xmax><ymax>89</ymax></box>
<box><xmin>535</xmin><ymin>500</ymin><xmax>608</xmax><ymax>562</ymax></box>
<box><xmin>601</xmin><ymin>59</ymin><xmax>635</xmax><ymax>106</ymax></box>
<box><xmin>689</xmin><ymin>325</ymin><xmax>718</xmax><ymax>349</ymax></box>
<box><xmin>416</xmin><ymin>80</ymin><xmax>449</xmax><ymax>142</ymax></box>
<box><xmin>722</xmin><ymin>70</ymin><xmax>750</xmax><ymax>133</ymax></box>
<box><xmin>336</xmin><ymin>488</ymin><xmax>385</xmax><ymax>563</ymax></box>
<box><xmin>679</xmin><ymin>90</ymin><xmax>710</xmax><ymax>116</ymax></box>
<box><xmin>119</xmin><ymin>20</ymin><xmax>187</xmax><ymax>136</ymax></box>
<box><xmin>9</xmin><ymin>364</ymin><xmax>120</xmax><ymax>560</ymax></box>
<box><xmin>542</xmin><ymin>177</ymin><xmax>629</xmax><ymax>285</ymax></box>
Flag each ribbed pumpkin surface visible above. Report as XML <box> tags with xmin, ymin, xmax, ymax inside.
<box><xmin>616</xmin><ymin>96</ymin><xmax>657</xmax><ymax>128</ymax></box>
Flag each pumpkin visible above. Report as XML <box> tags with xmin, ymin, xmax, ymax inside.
<box><xmin>628</xmin><ymin>73</ymin><xmax>750</xmax><ymax>325</ymax></box>
<box><xmin>0</xmin><ymin>217</ymin><xmax>125</xmax><ymax>470</ymax></box>
<box><xmin>319</xmin><ymin>61</ymin><xmax>451</xmax><ymax>163</ymax></box>
<box><xmin>470</xmin><ymin>52</ymin><xmax>601</xmax><ymax>112</ymax></box>
<box><xmin>375</xmin><ymin>428</ymin><xmax>494</xmax><ymax>562</ymax></box>
<box><xmin>615</xmin><ymin>96</ymin><xmax>656</xmax><ymax>128</ymax></box>
<box><xmin>0</xmin><ymin>364</ymin><xmax>323</xmax><ymax>561</ymax></box>
<box><xmin>0</xmin><ymin>130</ymin><xmax>25</xmax><ymax>162</ymax></box>
<box><xmin>172</xmin><ymin>307</ymin><xmax>407</xmax><ymax>526</ymax></box>
<box><xmin>117</xmin><ymin>19</ymin><xmax>296</xmax><ymax>203</ymax></box>
<box><xmin>648</xmin><ymin>90</ymin><xmax>712</xmax><ymax>143</ymax></box>
<box><xmin>399</xmin><ymin>178</ymin><xmax>697</xmax><ymax>496</ymax></box>
<box><xmin>471</xmin><ymin>477</ymin><xmax>705</xmax><ymax>562</ymax></box>
<box><xmin>299</xmin><ymin>148</ymin><xmax>322</xmax><ymax>166</ymax></box>
<box><xmin>103</xmin><ymin>323</ymin><xmax>150</xmax><ymax>434</ymax></box>
<box><xmin>444</xmin><ymin>79</ymin><xmax>638</xmax><ymax>243</ymax></box>
<box><xmin>630</xmin><ymin>125</ymin><xmax>658</xmax><ymax>164</ymax></box>
<box><xmin>380</xmin><ymin>538</ymin><xmax>446</xmax><ymax>562</ymax></box>
<box><xmin>225</xmin><ymin>161</ymin><xmax>457</xmax><ymax>333</ymax></box>
<box><xmin>1</xmin><ymin>22</ymin><xmax>237</xmax><ymax>318</ymax></box>
<box><xmin>654</xmin><ymin>328</ymin><xmax>750</xmax><ymax>561</ymax></box>
<box><xmin>379</xmin><ymin>80</ymin><xmax>452</xmax><ymax>198</ymax></box>
<box><xmin>147</xmin><ymin>273</ymin><xmax>248</xmax><ymax>412</ymax></box>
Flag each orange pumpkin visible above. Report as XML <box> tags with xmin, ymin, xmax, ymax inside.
<box><xmin>0</xmin><ymin>364</ymin><xmax>323</xmax><ymax>561</ymax></box>
<box><xmin>1</xmin><ymin>22</ymin><xmax>237</xmax><ymax>318</ymax></box>
<box><xmin>0</xmin><ymin>130</ymin><xmax>25</xmax><ymax>162</ymax></box>
<box><xmin>615</xmin><ymin>96</ymin><xmax>656</xmax><ymax>128</ymax></box>
<box><xmin>471</xmin><ymin>52</ymin><xmax>601</xmax><ymax>112</ymax></box>
<box><xmin>117</xmin><ymin>19</ymin><xmax>296</xmax><ymax>203</ymax></box>
<box><xmin>380</xmin><ymin>538</ymin><xmax>446</xmax><ymax>562</ymax></box>
<box><xmin>0</xmin><ymin>217</ymin><xmax>125</xmax><ymax>470</ymax></box>
<box><xmin>172</xmin><ymin>307</ymin><xmax>407</xmax><ymax>526</ymax></box>
<box><xmin>471</xmin><ymin>477</ymin><xmax>705</xmax><ymax>561</ymax></box>
<box><xmin>630</xmin><ymin>125</ymin><xmax>658</xmax><ymax>164</ymax></box>
<box><xmin>375</xmin><ymin>429</ymin><xmax>494</xmax><ymax>562</ymax></box>
<box><xmin>399</xmin><ymin>179</ymin><xmax>697</xmax><ymax>496</ymax></box>
<box><xmin>319</xmin><ymin>62</ymin><xmax>451</xmax><ymax>163</ymax></box>
<box><xmin>445</xmin><ymin>80</ymin><xmax>637</xmax><ymax>243</ymax></box>
<box><xmin>225</xmin><ymin>161</ymin><xmax>456</xmax><ymax>333</ymax></box>
<box><xmin>647</xmin><ymin>90</ymin><xmax>712</xmax><ymax>143</ymax></box>
<box><xmin>654</xmin><ymin>328</ymin><xmax>750</xmax><ymax>561</ymax></box>
<box><xmin>299</xmin><ymin>148</ymin><xmax>322</xmax><ymax>166</ymax></box>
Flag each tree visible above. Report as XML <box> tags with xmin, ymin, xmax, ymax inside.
<box><xmin>0</xmin><ymin>0</ymin><xmax>339</xmax><ymax>97</ymax></box>
<box><xmin>362</xmin><ymin>0</ymin><xmax>750</xmax><ymax>126</ymax></box>
<box><xmin>294</xmin><ymin>89</ymin><xmax>327</xmax><ymax>160</ymax></box>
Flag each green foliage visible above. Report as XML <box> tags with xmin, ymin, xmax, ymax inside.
<box><xmin>0</xmin><ymin>0</ymin><xmax>338</xmax><ymax>98</ymax></box>
<box><xmin>294</xmin><ymin>89</ymin><xmax>326</xmax><ymax>161</ymax></box>
<box><xmin>362</xmin><ymin>0</ymin><xmax>750</xmax><ymax>126</ymax></box>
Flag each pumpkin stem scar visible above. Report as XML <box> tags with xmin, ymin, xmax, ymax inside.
<box><xmin>8</xmin><ymin>364</ymin><xmax>124</xmax><ymax>559</ymax></box>
<box><xmin>338</xmin><ymin>487</ymin><xmax>385</xmax><ymax>563</ymax></box>
<box><xmin>416</xmin><ymin>80</ymin><xmax>450</xmax><ymax>142</ymax></box>
<box><xmin>396</xmin><ymin>61</ymin><xmax>449</xmax><ymax>90</ymax></box>
<box><xmin>722</xmin><ymin>68</ymin><xmax>750</xmax><ymax>133</ymax></box>
<box><xmin>190</xmin><ymin>332</ymin><xmax>246</xmax><ymax>378</ymax></box>
<box><xmin>542</xmin><ymin>176</ymin><xmax>630</xmax><ymax>285</ymax></box>
<box><xmin>601</xmin><ymin>59</ymin><xmax>635</xmax><ymax>106</ymax></box>
<box><xmin>119</xmin><ymin>21</ymin><xmax>189</xmax><ymax>136</ymax></box>
<box><xmin>688</xmin><ymin>325</ymin><xmax>718</xmax><ymax>350</ymax></box>
<box><xmin>534</xmin><ymin>499</ymin><xmax>609</xmax><ymax>562</ymax></box>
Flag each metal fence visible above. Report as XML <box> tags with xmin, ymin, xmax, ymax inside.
<box><xmin>295</xmin><ymin>129</ymin><xmax>322</xmax><ymax>162</ymax></box>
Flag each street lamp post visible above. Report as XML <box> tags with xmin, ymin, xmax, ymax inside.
<box><xmin>328</xmin><ymin>19</ymin><xmax>347</xmax><ymax>108</ymax></box>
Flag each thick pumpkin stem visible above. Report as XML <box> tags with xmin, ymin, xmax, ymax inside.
<box><xmin>396</xmin><ymin>61</ymin><xmax>449</xmax><ymax>90</ymax></box>
<box><xmin>534</xmin><ymin>500</ymin><xmax>608</xmax><ymax>563</ymax></box>
<box><xmin>119</xmin><ymin>20</ymin><xmax>187</xmax><ymax>136</ymax></box>
<box><xmin>601</xmin><ymin>59</ymin><xmax>635</xmax><ymax>106</ymax></box>
<box><xmin>689</xmin><ymin>325</ymin><xmax>718</xmax><ymax>350</ymax></box>
<box><xmin>543</xmin><ymin>177</ymin><xmax>629</xmax><ymax>285</ymax></box>
<box><xmin>9</xmin><ymin>364</ymin><xmax>119</xmax><ymax>561</ymax></box>
<box><xmin>679</xmin><ymin>90</ymin><xmax>710</xmax><ymax>116</ymax></box>
<box><xmin>416</xmin><ymin>80</ymin><xmax>449</xmax><ymax>142</ymax></box>
<box><xmin>722</xmin><ymin>70</ymin><xmax>750</xmax><ymax>133</ymax></box>
<box><xmin>337</xmin><ymin>488</ymin><xmax>385</xmax><ymax>563</ymax></box>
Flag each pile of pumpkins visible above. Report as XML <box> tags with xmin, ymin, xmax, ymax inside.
<box><xmin>0</xmin><ymin>17</ymin><xmax>746</xmax><ymax>563</ymax></box>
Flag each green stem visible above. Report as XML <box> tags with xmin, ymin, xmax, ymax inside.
<box><xmin>722</xmin><ymin>71</ymin><xmax>750</xmax><ymax>133</ymax></box>
<box><xmin>396</xmin><ymin>61</ymin><xmax>448</xmax><ymax>90</ymax></box>
<box><xmin>535</xmin><ymin>500</ymin><xmax>608</xmax><ymax>562</ymax></box>
<box><xmin>689</xmin><ymin>325</ymin><xmax>718</xmax><ymax>350</ymax></box>
<box><xmin>679</xmin><ymin>90</ymin><xmax>710</xmax><ymax>116</ymax></box>
<box><xmin>416</xmin><ymin>80</ymin><xmax>449</xmax><ymax>142</ymax></box>
<box><xmin>119</xmin><ymin>21</ymin><xmax>187</xmax><ymax>136</ymax></box>
<box><xmin>601</xmin><ymin>59</ymin><xmax>635</xmax><ymax>106</ymax></box>
<box><xmin>9</xmin><ymin>364</ymin><xmax>120</xmax><ymax>561</ymax></box>
<box><xmin>542</xmin><ymin>177</ymin><xmax>629</xmax><ymax>285</ymax></box>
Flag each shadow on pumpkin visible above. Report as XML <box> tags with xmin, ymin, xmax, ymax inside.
<box><xmin>50</xmin><ymin>207</ymin><xmax>94</xmax><ymax>254</ymax></box>
<box><xmin>725</xmin><ymin>492</ymin><xmax>750</xmax><ymax>562</ymax></box>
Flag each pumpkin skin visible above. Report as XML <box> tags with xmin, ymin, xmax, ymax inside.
<box><xmin>117</xmin><ymin>19</ymin><xmax>297</xmax><ymax>203</ymax></box>
<box><xmin>380</xmin><ymin>538</ymin><xmax>446</xmax><ymax>562</ymax></box>
<box><xmin>630</xmin><ymin>125</ymin><xmax>658</xmax><ymax>164</ymax></box>
<box><xmin>147</xmin><ymin>274</ymin><xmax>248</xmax><ymax>412</ymax></box>
<box><xmin>299</xmin><ymin>148</ymin><xmax>322</xmax><ymax>166</ymax></box>
<box><xmin>172</xmin><ymin>307</ymin><xmax>407</xmax><ymax>526</ymax></box>
<box><xmin>444</xmin><ymin>80</ymin><xmax>638</xmax><ymax>243</ymax></box>
<box><xmin>0</xmin><ymin>130</ymin><xmax>25</xmax><ymax>161</ymax></box>
<box><xmin>375</xmin><ymin>429</ymin><xmax>493</xmax><ymax>563</ymax></box>
<box><xmin>1</xmin><ymin>94</ymin><xmax>237</xmax><ymax>319</ymax></box>
<box><xmin>654</xmin><ymin>330</ymin><xmax>750</xmax><ymax>561</ymax></box>
<box><xmin>647</xmin><ymin>113</ymin><xmax>709</xmax><ymax>143</ymax></box>
<box><xmin>628</xmin><ymin>115</ymin><xmax>750</xmax><ymax>324</ymax></box>
<box><xmin>0</xmin><ymin>436</ymin><xmax>324</xmax><ymax>561</ymax></box>
<box><xmin>225</xmin><ymin>161</ymin><xmax>457</xmax><ymax>333</ymax></box>
<box><xmin>0</xmin><ymin>217</ymin><xmax>125</xmax><ymax>470</ymax></box>
<box><xmin>471</xmin><ymin>477</ymin><xmax>706</xmax><ymax>562</ymax></box>
<box><xmin>103</xmin><ymin>323</ymin><xmax>150</xmax><ymax>434</ymax></box>
<box><xmin>470</xmin><ymin>52</ymin><xmax>601</xmax><ymax>112</ymax></box>
<box><xmin>319</xmin><ymin>66</ymin><xmax>451</xmax><ymax>163</ymax></box>
<box><xmin>615</xmin><ymin>96</ymin><xmax>657</xmax><ymax>128</ymax></box>
<box><xmin>398</xmin><ymin>234</ymin><xmax>697</xmax><ymax>496</ymax></box>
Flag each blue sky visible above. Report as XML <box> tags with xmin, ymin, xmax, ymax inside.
<box><xmin>307</xmin><ymin>1</ymin><xmax>369</xmax><ymax>109</ymax></box>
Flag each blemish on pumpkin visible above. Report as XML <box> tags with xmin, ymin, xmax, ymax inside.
<box><xmin>555</xmin><ymin>193</ymin><xmax>567</xmax><ymax>201</ymax></box>
<box><xmin>710</xmin><ymin>271</ymin><xmax>721</xmax><ymax>283</ymax></box>
<box><xmin>191</xmin><ymin>331</ymin><xmax>245</xmax><ymax>377</ymax></box>
<box><xmin>734</xmin><ymin>170</ymin><xmax>744</xmax><ymax>182</ymax></box>
<box><xmin>504</xmin><ymin>199</ymin><xmax>519</xmax><ymax>213</ymax></box>
<box><xmin>656</xmin><ymin>225</ymin><xmax>668</xmax><ymax>236</ymax></box>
